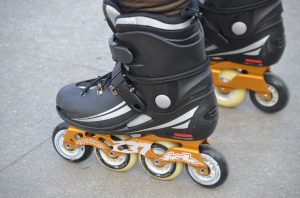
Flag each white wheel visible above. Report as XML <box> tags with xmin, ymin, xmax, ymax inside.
<box><xmin>187</xmin><ymin>154</ymin><xmax>221</xmax><ymax>185</ymax></box>
<box><xmin>186</xmin><ymin>145</ymin><xmax>228</xmax><ymax>188</ymax></box>
<box><xmin>249</xmin><ymin>73</ymin><xmax>289</xmax><ymax>113</ymax></box>
<box><xmin>94</xmin><ymin>135</ymin><xmax>137</xmax><ymax>172</ymax></box>
<box><xmin>254</xmin><ymin>84</ymin><xmax>279</xmax><ymax>107</ymax></box>
<box><xmin>52</xmin><ymin>123</ymin><xmax>92</xmax><ymax>162</ymax></box>
<box><xmin>215</xmin><ymin>70</ymin><xmax>247</xmax><ymax>107</ymax></box>
<box><xmin>139</xmin><ymin>141</ymin><xmax>183</xmax><ymax>181</ymax></box>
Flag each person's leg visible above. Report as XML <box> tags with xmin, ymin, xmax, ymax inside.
<box><xmin>118</xmin><ymin>0</ymin><xmax>190</xmax><ymax>16</ymax></box>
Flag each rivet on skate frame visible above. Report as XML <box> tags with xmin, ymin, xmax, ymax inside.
<box><xmin>109</xmin><ymin>151</ymin><xmax>115</xmax><ymax>157</ymax></box>
<box><xmin>154</xmin><ymin>160</ymin><xmax>161</xmax><ymax>166</ymax></box>
<box><xmin>218</xmin><ymin>87</ymin><xmax>231</xmax><ymax>94</ymax></box>
<box><xmin>196</xmin><ymin>167</ymin><xmax>209</xmax><ymax>176</ymax></box>
<box><xmin>200</xmin><ymin>168</ymin><xmax>206</xmax><ymax>174</ymax></box>
<box><xmin>220</xmin><ymin>88</ymin><xmax>225</xmax><ymax>93</ymax></box>
<box><xmin>258</xmin><ymin>92</ymin><xmax>272</xmax><ymax>101</ymax></box>
<box><xmin>66</xmin><ymin>144</ymin><xmax>71</xmax><ymax>150</ymax></box>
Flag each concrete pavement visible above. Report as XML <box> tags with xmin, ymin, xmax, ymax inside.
<box><xmin>0</xmin><ymin>0</ymin><xmax>299</xmax><ymax>197</ymax></box>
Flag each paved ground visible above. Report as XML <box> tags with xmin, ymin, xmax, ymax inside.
<box><xmin>0</xmin><ymin>0</ymin><xmax>299</xmax><ymax>197</ymax></box>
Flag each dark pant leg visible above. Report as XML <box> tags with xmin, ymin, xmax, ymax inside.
<box><xmin>117</xmin><ymin>0</ymin><xmax>191</xmax><ymax>16</ymax></box>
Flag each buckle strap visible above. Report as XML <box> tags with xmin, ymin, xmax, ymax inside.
<box><xmin>110</xmin><ymin>63</ymin><xmax>146</xmax><ymax>113</ymax></box>
<box><xmin>125</xmin><ymin>58</ymin><xmax>210</xmax><ymax>84</ymax></box>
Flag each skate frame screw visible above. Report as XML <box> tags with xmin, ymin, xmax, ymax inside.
<box><xmin>66</xmin><ymin>144</ymin><xmax>71</xmax><ymax>150</ymax></box>
<box><xmin>154</xmin><ymin>160</ymin><xmax>160</xmax><ymax>166</ymax></box>
<box><xmin>200</xmin><ymin>168</ymin><xmax>206</xmax><ymax>174</ymax></box>
<box><xmin>109</xmin><ymin>151</ymin><xmax>115</xmax><ymax>157</ymax></box>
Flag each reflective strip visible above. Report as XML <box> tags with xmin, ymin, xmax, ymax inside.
<box><xmin>206</xmin><ymin>44</ymin><xmax>218</xmax><ymax>52</ymax></box>
<box><xmin>116</xmin><ymin>16</ymin><xmax>193</xmax><ymax>30</ymax></box>
<box><xmin>173</xmin><ymin>133</ymin><xmax>193</xmax><ymax>138</ymax></box>
<box><xmin>74</xmin><ymin>101</ymin><xmax>126</xmax><ymax>121</ymax></box>
<box><xmin>131</xmin><ymin>106</ymin><xmax>199</xmax><ymax>133</ymax></box>
<box><xmin>244</xmin><ymin>48</ymin><xmax>262</xmax><ymax>56</ymax></box>
<box><xmin>245</xmin><ymin>59</ymin><xmax>263</xmax><ymax>64</ymax></box>
<box><xmin>106</xmin><ymin>5</ymin><xmax>121</xmax><ymax>27</ymax></box>
<box><xmin>210</xmin><ymin>35</ymin><xmax>270</xmax><ymax>56</ymax></box>
<box><xmin>74</xmin><ymin>105</ymin><xmax>132</xmax><ymax>122</ymax></box>
<box><xmin>172</xmin><ymin>120</ymin><xmax>191</xmax><ymax>129</ymax></box>
<box><xmin>127</xmin><ymin>114</ymin><xmax>152</xmax><ymax>128</ymax></box>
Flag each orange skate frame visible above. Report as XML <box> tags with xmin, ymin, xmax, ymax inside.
<box><xmin>211</xmin><ymin>60</ymin><xmax>272</xmax><ymax>99</ymax></box>
<box><xmin>63</xmin><ymin>126</ymin><xmax>210</xmax><ymax>176</ymax></box>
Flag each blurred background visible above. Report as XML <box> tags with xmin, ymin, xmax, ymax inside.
<box><xmin>0</xmin><ymin>0</ymin><xmax>299</xmax><ymax>197</ymax></box>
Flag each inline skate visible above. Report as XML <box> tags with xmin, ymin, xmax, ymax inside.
<box><xmin>52</xmin><ymin>0</ymin><xmax>228</xmax><ymax>188</ymax></box>
<box><xmin>200</xmin><ymin>0</ymin><xmax>289</xmax><ymax>112</ymax></box>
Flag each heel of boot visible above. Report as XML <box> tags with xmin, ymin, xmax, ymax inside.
<box><xmin>188</xmin><ymin>91</ymin><xmax>218</xmax><ymax>140</ymax></box>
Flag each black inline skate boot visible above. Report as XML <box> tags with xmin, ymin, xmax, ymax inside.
<box><xmin>199</xmin><ymin>0</ymin><xmax>289</xmax><ymax>112</ymax></box>
<box><xmin>52</xmin><ymin>0</ymin><xmax>228</xmax><ymax>188</ymax></box>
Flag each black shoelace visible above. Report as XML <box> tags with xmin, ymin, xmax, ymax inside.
<box><xmin>80</xmin><ymin>72</ymin><xmax>112</xmax><ymax>96</ymax></box>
